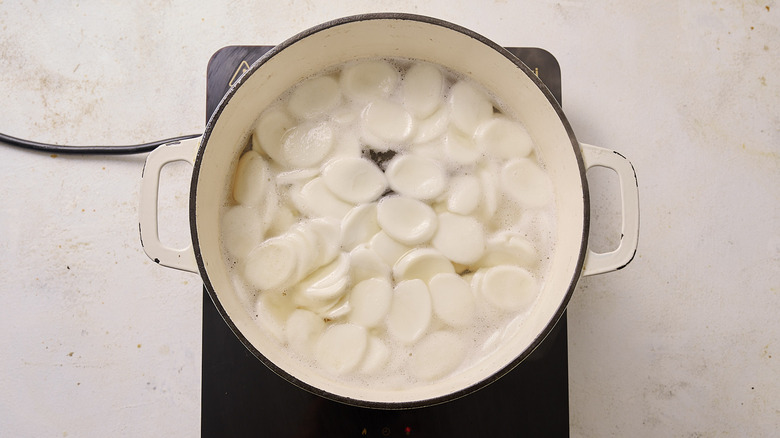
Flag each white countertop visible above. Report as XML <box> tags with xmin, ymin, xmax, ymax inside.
<box><xmin>1</xmin><ymin>1</ymin><xmax>777</xmax><ymax>436</ymax></box>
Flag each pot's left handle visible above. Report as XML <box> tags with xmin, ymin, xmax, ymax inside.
<box><xmin>139</xmin><ymin>137</ymin><xmax>201</xmax><ymax>273</ymax></box>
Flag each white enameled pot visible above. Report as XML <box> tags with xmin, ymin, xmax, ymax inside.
<box><xmin>138</xmin><ymin>13</ymin><xmax>639</xmax><ymax>408</ymax></box>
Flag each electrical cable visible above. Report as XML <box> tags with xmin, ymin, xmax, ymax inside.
<box><xmin>0</xmin><ymin>131</ymin><xmax>200</xmax><ymax>155</ymax></box>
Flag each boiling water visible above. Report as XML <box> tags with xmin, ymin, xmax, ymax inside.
<box><xmin>219</xmin><ymin>57</ymin><xmax>557</xmax><ymax>389</ymax></box>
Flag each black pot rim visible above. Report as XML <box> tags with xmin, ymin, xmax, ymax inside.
<box><xmin>190</xmin><ymin>12</ymin><xmax>589</xmax><ymax>410</ymax></box>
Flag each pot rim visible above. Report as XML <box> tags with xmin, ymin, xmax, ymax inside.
<box><xmin>190</xmin><ymin>12</ymin><xmax>590</xmax><ymax>409</ymax></box>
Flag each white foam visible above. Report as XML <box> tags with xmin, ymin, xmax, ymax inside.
<box><xmin>219</xmin><ymin>57</ymin><xmax>558</xmax><ymax>391</ymax></box>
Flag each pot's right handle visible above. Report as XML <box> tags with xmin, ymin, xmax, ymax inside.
<box><xmin>139</xmin><ymin>137</ymin><xmax>201</xmax><ymax>273</ymax></box>
<box><xmin>579</xmin><ymin>143</ymin><xmax>640</xmax><ymax>276</ymax></box>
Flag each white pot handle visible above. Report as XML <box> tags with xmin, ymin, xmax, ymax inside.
<box><xmin>139</xmin><ymin>137</ymin><xmax>201</xmax><ymax>273</ymax></box>
<box><xmin>579</xmin><ymin>143</ymin><xmax>640</xmax><ymax>276</ymax></box>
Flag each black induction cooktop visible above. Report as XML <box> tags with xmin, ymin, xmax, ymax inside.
<box><xmin>201</xmin><ymin>46</ymin><xmax>568</xmax><ymax>438</ymax></box>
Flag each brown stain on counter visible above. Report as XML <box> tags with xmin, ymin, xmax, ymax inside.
<box><xmin>740</xmin><ymin>143</ymin><xmax>778</xmax><ymax>161</ymax></box>
<box><xmin>761</xmin><ymin>344</ymin><xmax>772</xmax><ymax>359</ymax></box>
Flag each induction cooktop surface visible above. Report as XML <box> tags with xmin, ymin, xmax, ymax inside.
<box><xmin>201</xmin><ymin>45</ymin><xmax>568</xmax><ymax>438</ymax></box>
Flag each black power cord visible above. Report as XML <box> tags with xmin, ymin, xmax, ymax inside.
<box><xmin>0</xmin><ymin>131</ymin><xmax>200</xmax><ymax>155</ymax></box>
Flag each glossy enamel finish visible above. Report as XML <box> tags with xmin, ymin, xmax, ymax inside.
<box><xmin>191</xmin><ymin>13</ymin><xmax>588</xmax><ymax>407</ymax></box>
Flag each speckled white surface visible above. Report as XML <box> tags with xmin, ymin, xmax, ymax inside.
<box><xmin>0</xmin><ymin>1</ymin><xmax>777</xmax><ymax>437</ymax></box>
